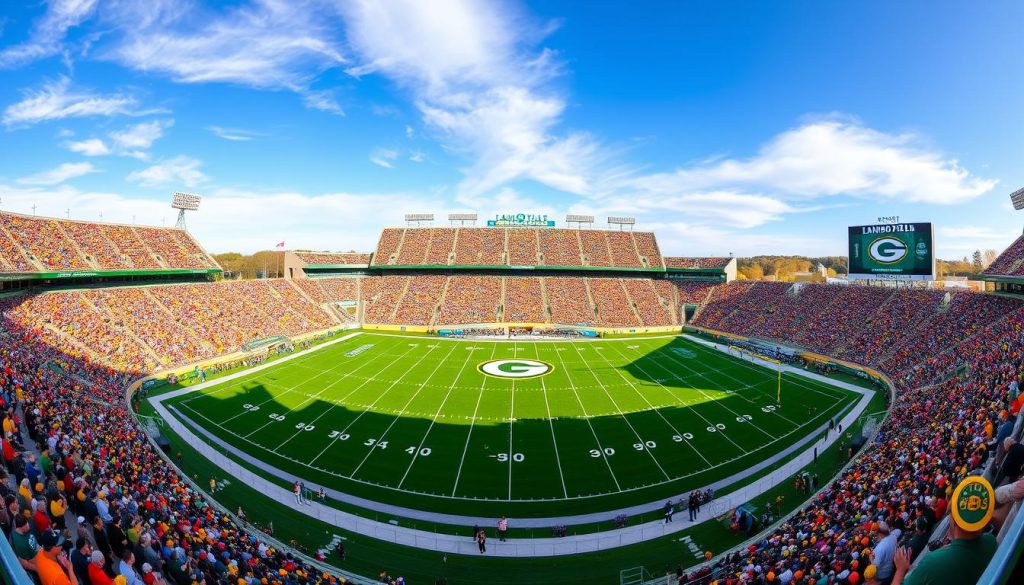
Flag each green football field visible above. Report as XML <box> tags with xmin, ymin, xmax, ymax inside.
<box><xmin>164</xmin><ymin>332</ymin><xmax>859</xmax><ymax>518</ymax></box>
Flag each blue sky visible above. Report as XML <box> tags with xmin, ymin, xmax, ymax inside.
<box><xmin>0</xmin><ymin>0</ymin><xmax>1021</xmax><ymax>258</ymax></box>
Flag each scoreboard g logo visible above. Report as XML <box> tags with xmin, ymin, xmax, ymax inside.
<box><xmin>868</xmin><ymin>237</ymin><xmax>908</xmax><ymax>264</ymax></box>
<box><xmin>478</xmin><ymin>359</ymin><xmax>553</xmax><ymax>379</ymax></box>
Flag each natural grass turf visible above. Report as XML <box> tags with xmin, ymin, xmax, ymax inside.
<box><xmin>162</xmin><ymin>333</ymin><xmax>860</xmax><ymax>518</ymax></box>
<box><xmin>148</xmin><ymin>388</ymin><xmax>884</xmax><ymax>585</ymax></box>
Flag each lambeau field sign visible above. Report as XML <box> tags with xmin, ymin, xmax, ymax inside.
<box><xmin>848</xmin><ymin>222</ymin><xmax>935</xmax><ymax>281</ymax></box>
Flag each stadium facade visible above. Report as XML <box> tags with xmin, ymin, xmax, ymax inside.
<box><xmin>1</xmin><ymin>209</ymin><xmax>1023</xmax><ymax>585</ymax></box>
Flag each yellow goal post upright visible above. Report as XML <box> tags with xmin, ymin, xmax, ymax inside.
<box><xmin>727</xmin><ymin>345</ymin><xmax>783</xmax><ymax>405</ymax></box>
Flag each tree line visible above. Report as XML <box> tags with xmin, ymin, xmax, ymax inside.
<box><xmin>735</xmin><ymin>250</ymin><xmax>999</xmax><ymax>281</ymax></box>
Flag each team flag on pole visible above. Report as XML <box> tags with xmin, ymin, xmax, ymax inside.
<box><xmin>275</xmin><ymin>241</ymin><xmax>285</xmax><ymax>248</ymax></box>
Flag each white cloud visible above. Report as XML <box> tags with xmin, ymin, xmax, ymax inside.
<box><xmin>3</xmin><ymin>76</ymin><xmax>143</xmax><ymax>127</ymax></box>
<box><xmin>339</xmin><ymin>0</ymin><xmax>593</xmax><ymax>202</ymax></box>
<box><xmin>618</xmin><ymin>121</ymin><xmax>997</xmax><ymax>206</ymax></box>
<box><xmin>0</xmin><ymin>0</ymin><xmax>99</xmax><ymax>68</ymax></box>
<box><xmin>301</xmin><ymin>89</ymin><xmax>344</xmax><ymax>115</ymax></box>
<box><xmin>104</xmin><ymin>0</ymin><xmax>345</xmax><ymax>89</ymax></box>
<box><xmin>17</xmin><ymin>162</ymin><xmax>98</xmax><ymax>185</ymax></box>
<box><xmin>208</xmin><ymin>126</ymin><xmax>261</xmax><ymax>141</ymax></box>
<box><xmin>60</xmin><ymin>119</ymin><xmax>172</xmax><ymax>158</ymax></box>
<box><xmin>64</xmin><ymin>137</ymin><xmax>111</xmax><ymax>156</ymax></box>
<box><xmin>405</xmin><ymin>125</ymin><xmax>414</xmax><ymax>138</ymax></box>
<box><xmin>126</xmin><ymin>155</ymin><xmax>208</xmax><ymax>187</ymax></box>
<box><xmin>110</xmin><ymin>119</ymin><xmax>172</xmax><ymax>151</ymax></box>
<box><xmin>409</xmin><ymin>150</ymin><xmax>425</xmax><ymax>163</ymax></box>
<box><xmin>369</xmin><ymin>148</ymin><xmax>399</xmax><ymax>169</ymax></box>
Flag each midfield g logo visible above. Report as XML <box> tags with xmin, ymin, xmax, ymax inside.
<box><xmin>478</xmin><ymin>359</ymin><xmax>554</xmax><ymax>379</ymax></box>
<box><xmin>868</xmin><ymin>236</ymin><xmax>908</xmax><ymax>264</ymax></box>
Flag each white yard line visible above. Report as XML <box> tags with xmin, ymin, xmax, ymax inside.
<box><xmin>535</xmin><ymin>343</ymin><xmax>569</xmax><ymax>498</ymax></box>
<box><xmin>569</xmin><ymin>343</ymin><xmax>672</xmax><ymax>481</ymax></box>
<box><xmin>645</xmin><ymin>343</ymin><xmax>804</xmax><ymax>426</ymax></box>
<box><xmin>241</xmin><ymin>340</ymin><xmax>412</xmax><ymax>439</ymax></box>
<box><xmin>395</xmin><ymin>341</ymin><xmax>480</xmax><ymax>489</ymax></box>
<box><xmin>586</xmin><ymin>343</ymin><xmax>718</xmax><ymax>465</ymax></box>
<box><xmin>270</xmin><ymin>342</ymin><xmax>426</xmax><ymax>452</ymax></box>
<box><xmin>306</xmin><ymin>342</ymin><xmax>443</xmax><ymax>466</ymax></box>
<box><xmin>508</xmin><ymin>340</ymin><xmax>516</xmax><ymax>499</ymax></box>
<box><xmin>602</xmin><ymin>341</ymin><xmax>774</xmax><ymax>444</ymax></box>
<box><xmin>347</xmin><ymin>342</ymin><xmax>462</xmax><ymax>478</ymax></box>
<box><xmin>684</xmin><ymin>339</ymin><xmax>847</xmax><ymax>403</ymax></box>
<box><xmin>450</xmin><ymin>344</ymin><xmax>498</xmax><ymax>496</ymax></box>
<box><xmin>550</xmin><ymin>342</ymin><xmax>624</xmax><ymax>491</ymax></box>
<box><xmin>218</xmin><ymin>341</ymin><xmax>398</xmax><ymax>428</ymax></box>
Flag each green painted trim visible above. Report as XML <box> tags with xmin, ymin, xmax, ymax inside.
<box><xmin>979</xmin><ymin>274</ymin><xmax>1024</xmax><ymax>284</ymax></box>
<box><xmin>0</xmin><ymin>268</ymin><xmax>220</xmax><ymax>281</ymax></box>
<box><xmin>303</xmin><ymin>264</ymin><xmax>370</xmax><ymax>269</ymax></box>
<box><xmin>371</xmin><ymin>263</ymin><xmax>665</xmax><ymax>273</ymax></box>
<box><xmin>665</xmin><ymin>267</ymin><xmax>728</xmax><ymax>273</ymax></box>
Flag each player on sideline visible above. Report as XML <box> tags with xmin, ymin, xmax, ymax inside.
<box><xmin>293</xmin><ymin>481</ymin><xmax>302</xmax><ymax>504</ymax></box>
<box><xmin>497</xmin><ymin>516</ymin><xmax>508</xmax><ymax>541</ymax></box>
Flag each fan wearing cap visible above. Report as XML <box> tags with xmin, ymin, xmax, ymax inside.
<box><xmin>34</xmin><ymin>529</ymin><xmax>77</xmax><ymax>585</ymax></box>
<box><xmin>891</xmin><ymin>476</ymin><xmax>998</xmax><ymax>585</ymax></box>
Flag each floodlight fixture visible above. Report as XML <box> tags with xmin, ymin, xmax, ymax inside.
<box><xmin>171</xmin><ymin>192</ymin><xmax>202</xmax><ymax>229</ymax></box>
<box><xmin>171</xmin><ymin>192</ymin><xmax>202</xmax><ymax>211</ymax></box>
<box><xmin>1010</xmin><ymin>187</ymin><xmax>1024</xmax><ymax>211</ymax></box>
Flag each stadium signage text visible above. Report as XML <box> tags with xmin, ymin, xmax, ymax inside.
<box><xmin>486</xmin><ymin>213</ymin><xmax>556</xmax><ymax>227</ymax></box>
<box><xmin>848</xmin><ymin>222</ymin><xmax>934</xmax><ymax>281</ymax></box>
<box><xmin>478</xmin><ymin>358</ymin><xmax>554</xmax><ymax>379</ymax></box>
<box><xmin>860</xmin><ymin>224</ymin><xmax>916</xmax><ymax>234</ymax></box>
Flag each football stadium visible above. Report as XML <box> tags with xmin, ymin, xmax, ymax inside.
<box><xmin>2</xmin><ymin>3</ymin><xmax>1024</xmax><ymax>585</ymax></box>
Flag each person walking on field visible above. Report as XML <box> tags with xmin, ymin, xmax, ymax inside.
<box><xmin>476</xmin><ymin>529</ymin><xmax>486</xmax><ymax>554</ymax></box>
<box><xmin>293</xmin><ymin>481</ymin><xmax>302</xmax><ymax>505</ymax></box>
<box><xmin>497</xmin><ymin>516</ymin><xmax>507</xmax><ymax>542</ymax></box>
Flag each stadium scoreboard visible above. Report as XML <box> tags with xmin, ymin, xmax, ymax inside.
<box><xmin>848</xmin><ymin>222</ymin><xmax>935</xmax><ymax>281</ymax></box>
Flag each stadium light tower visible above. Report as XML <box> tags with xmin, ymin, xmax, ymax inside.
<box><xmin>1010</xmin><ymin>187</ymin><xmax>1024</xmax><ymax>211</ymax></box>
<box><xmin>171</xmin><ymin>192</ymin><xmax>202</xmax><ymax>229</ymax></box>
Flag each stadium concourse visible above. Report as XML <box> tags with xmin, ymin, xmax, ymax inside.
<box><xmin>1</xmin><ymin>212</ymin><xmax>1024</xmax><ymax>585</ymax></box>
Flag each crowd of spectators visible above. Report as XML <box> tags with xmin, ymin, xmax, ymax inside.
<box><xmin>579</xmin><ymin>230</ymin><xmax>613</xmax><ymax>267</ymax></box>
<box><xmin>543</xmin><ymin>277</ymin><xmax>597</xmax><ymax>326</ymax></box>
<box><xmin>678</xmin><ymin>286</ymin><xmax>1024</xmax><ymax>584</ymax></box>
<box><xmin>451</xmin><ymin>229</ymin><xmax>504</xmax><ymax>266</ymax></box>
<box><xmin>1</xmin><ymin>265</ymin><xmax>1022</xmax><ymax>584</ymax></box>
<box><xmin>672</xmin><ymin>281</ymin><xmax>717</xmax><ymax>307</ymax></box>
<box><xmin>0</xmin><ymin>316</ymin><xmax>359</xmax><ymax>585</ymax></box>
<box><xmin>506</xmin><ymin>229</ymin><xmax>539</xmax><ymax>266</ymax></box>
<box><xmin>436</xmin><ymin>277</ymin><xmax>500</xmax><ymax>325</ymax></box>
<box><xmin>423</xmin><ymin>230</ymin><xmax>455</xmax><ymax>266</ymax></box>
<box><xmin>392</xmin><ymin>276</ymin><xmax>446</xmax><ymax>326</ymax></box>
<box><xmin>623</xmin><ymin>279</ymin><xmax>674</xmax><ymax>326</ymax></box>
<box><xmin>0</xmin><ymin>214</ymin><xmax>92</xmax><ymax>272</ymax></box>
<box><xmin>664</xmin><ymin>257</ymin><xmax>732</xmax><ymax>270</ymax></box>
<box><xmin>588</xmin><ymin>279</ymin><xmax>641</xmax><ymax>327</ymax></box>
<box><xmin>292</xmin><ymin>253</ymin><xmax>370</xmax><ymax>266</ymax></box>
<box><xmin>632</xmin><ymin>232</ymin><xmax>663</xmax><ymax>269</ymax></box>
<box><xmin>983</xmin><ymin>234</ymin><xmax>1024</xmax><ymax>276</ymax></box>
<box><xmin>370</xmin><ymin>227</ymin><xmax>657</xmax><ymax>269</ymax></box>
<box><xmin>607</xmin><ymin>232</ymin><xmax>644</xmax><ymax>268</ymax></box>
<box><xmin>538</xmin><ymin>230</ymin><xmax>583</xmax><ymax>267</ymax></box>
<box><xmin>503</xmin><ymin>278</ymin><xmax>546</xmax><ymax>323</ymax></box>
<box><xmin>0</xmin><ymin>211</ymin><xmax>216</xmax><ymax>273</ymax></box>
<box><xmin>394</xmin><ymin>229</ymin><xmax>432</xmax><ymax>266</ymax></box>
<box><xmin>372</xmin><ymin>229</ymin><xmax>404</xmax><ymax>265</ymax></box>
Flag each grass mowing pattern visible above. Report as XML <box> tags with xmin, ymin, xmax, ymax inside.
<box><xmin>166</xmin><ymin>333</ymin><xmax>857</xmax><ymax>517</ymax></box>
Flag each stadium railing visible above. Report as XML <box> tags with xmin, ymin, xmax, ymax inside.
<box><xmin>124</xmin><ymin>338</ymin><xmax>378</xmax><ymax>585</ymax></box>
<box><xmin>978</xmin><ymin>501</ymin><xmax>1024</xmax><ymax>584</ymax></box>
<box><xmin>0</xmin><ymin>536</ymin><xmax>33</xmax><ymax>585</ymax></box>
